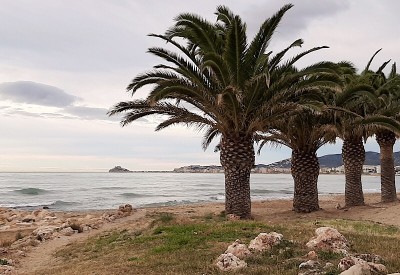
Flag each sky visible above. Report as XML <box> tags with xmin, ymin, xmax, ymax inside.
<box><xmin>0</xmin><ymin>0</ymin><xmax>399</xmax><ymax>172</ymax></box>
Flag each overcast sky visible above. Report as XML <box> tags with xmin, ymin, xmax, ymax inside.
<box><xmin>1</xmin><ymin>0</ymin><xmax>399</xmax><ymax>172</ymax></box>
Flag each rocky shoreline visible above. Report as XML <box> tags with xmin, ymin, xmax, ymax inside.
<box><xmin>0</xmin><ymin>204</ymin><xmax>135</xmax><ymax>274</ymax></box>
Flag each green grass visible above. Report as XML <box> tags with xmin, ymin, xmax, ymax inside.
<box><xmin>45</xmin><ymin>215</ymin><xmax>400</xmax><ymax>275</ymax></box>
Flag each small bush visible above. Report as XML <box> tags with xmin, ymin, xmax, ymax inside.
<box><xmin>0</xmin><ymin>258</ymin><xmax>8</xmax><ymax>265</ymax></box>
<box><xmin>158</xmin><ymin>213</ymin><xmax>174</xmax><ymax>223</ymax></box>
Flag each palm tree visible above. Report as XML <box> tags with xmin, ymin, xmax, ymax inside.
<box><xmin>257</xmin><ymin>108</ymin><xmax>337</xmax><ymax>212</ymax></box>
<box><xmin>109</xmin><ymin>4</ymin><xmax>342</xmax><ymax>218</ymax></box>
<box><xmin>331</xmin><ymin>68</ymin><xmax>373</xmax><ymax>207</ymax></box>
<box><xmin>334</xmin><ymin>52</ymin><xmax>400</xmax><ymax>207</ymax></box>
<box><xmin>368</xmin><ymin>57</ymin><xmax>400</xmax><ymax>202</ymax></box>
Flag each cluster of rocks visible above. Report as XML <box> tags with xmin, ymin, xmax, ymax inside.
<box><xmin>215</xmin><ymin>226</ymin><xmax>400</xmax><ymax>274</ymax></box>
<box><xmin>303</xmin><ymin>227</ymin><xmax>398</xmax><ymax>275</ymax></box>
<box><xmin>216</xmin><ymin>231</ymin><xmax>284</xmax><ymax>271</ymax></box>
<box><xmin>0</xmin><ymin>204</ymin><xmax>135</xmax><ymax>274</ymax></box>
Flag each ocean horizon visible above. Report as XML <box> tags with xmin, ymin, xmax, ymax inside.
<box><xmin>0</xmin><ymin>173</ymin><xmax>396</xmax><ymax>211</ymax></box>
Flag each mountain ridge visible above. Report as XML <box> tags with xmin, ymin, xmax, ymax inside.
<box><xmin>173</xmin><ymin>151</ymin><xmax>400</xmax><ymax>172</ymax></box>
<box><xmin>265</xmin><ymin>151</ymin><xmax>400</xmax><ymax>169</ymax></box>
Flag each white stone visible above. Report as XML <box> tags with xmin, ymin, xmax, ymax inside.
<box><xmin>216</xmin><ymin>253</ymin><xmax>247</xmax><ymax>271</ymax></box>
<box><xmin>225</xmin><ymin>239</ymin><xmax>251</xmax><ymax>259</ymax></box>
<box><xmin>306</xmin><ymin>227</ymin><xmax>349</xmax><ymax>253</ymax></box>
<box><xmin>339</xmin><ymin>264</ymin><xmax>371</xmax><ymax>275</ymax></box>
<box><xmin>338</xmin><ymin>256</ymin><xmax>387</xmax><ymax>274</ymax></box>
<box><xmin>299</xmin><ymin>260</ymin><xmax>320</xmax><ymax>269</ymax></box>
<box><xmin>248</xmin><ymin>232</ymin><xmax>283</xmax><ymax>252</ymax></box>
<box><xmin>33</xmin><ymin>225</ymin><xmax>60</xmax><ymax>241</ymax></box>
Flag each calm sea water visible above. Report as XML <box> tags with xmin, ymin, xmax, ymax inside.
<box><xmin>0</xmin><ymin>173</ymin><xmax>396</xmax><ymax>211</ymax></box>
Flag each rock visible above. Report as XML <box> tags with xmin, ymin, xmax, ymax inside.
<box><xmin>227</xmin><ymin>214</ymin><xmax>240</xmax><ymax>221</ymax></box>
<box><xmin>14</xmin><ymin>250</ymin><xmax>26</xmax><ymax>257</ymax></box>
<box><xmin>15</xmin><ymin>222</ymin><xmax>34</xmax><ymax>227</ymax></box>
<box><xmin>101</xmin><ymin>213</ymin><xmax>117</xmax><ymax>222</ymax></box>
<box><xmin>353</xmin><ymin>253</ymin><xmax>384</xmax><ymax>264</ymax></box>
<box><xmin>43</xmin><ymin>216</ymin><xmax>58</xmax><ymax>220</ymax></box>
<box><xmin>0</xmin><ymin>264</ymin><xmax>16</xmax><ymax>274</ymax></box>
<box><xmin>10</xmin><ymin>237</ymin><xmax>40</xmax><ymax>250</ymax></box>
<box><xmin>306</xmin><ymin>227</ymin><xmax>349</xmax><ymax>254</ymax></box>
<box><xmin>21</xmin><ymin>214</ymin><xmax>35</xmax><ymax>223</ymax></box>
<box><xmin>119</xmin><ymin>204</ymin><xmax>133</xmax><ymax>213</ymax></box>
<box><xmin>117</xmin><ymin>204</ymin><xmax>134</xmax><ymax>217</ymax></box>
<box><xmin>299</xmin><ymin>260</ymin><xmax>321</xmax><ymax>269</ymax></box>
<box><xmin>298</xmin><ymin>260</ymin><xmax>324</xmax><ymax>275</ymax></box>
<box><xmin>324</xmin><ymin>262</ymin><xmax>334</xmax><ymax>268</ymax></box>
<box><xmin>109</xmin><ymin>166</ymin><xmax>132</xmax><ymax>173</ymax></box>
<box><xmin>60</xmin><ymin>227</ymin><xmax>75</xmax><ymax>236</ymax></box>
<box><xmin>33</xmin><ymin>225</ymin><xmax>60</xmax><ymax>241</ymax></box>
<box><xmin>338</xmin><ymin>256</ymin><xmax>388</xmax><ymax>274</ymax></box>
<box><xmin>248</xmin><ymin>232</ymin><xmax>283</xmax><ymax>252</ymax></box>
<box><xmin>307</xmin><ymin>250</ymin><xmax>318</xmax><ymax>260</ymax></box>
<box><xmin>6</xmin><ymin>215</ymin><xmax>17</xmax><ymax>222</ymax></box>
<box><xmin>339</xmin><ymin>264</ymin><xmax>371</xmax><ymax>275</ymax></box>
<box><xmin>0</xmin><ymin>225</ymin><xmax>11</xmax><ymax>231</ymax></box>
<box><xmin>216</xmin><ymin>253</ymin><xmax>247</xmax><ymax>271</ymax></box>
<box><xmin>225</xmin><ymin>239</ymin><xmax>251</xmax><ymax>259</ymax></box>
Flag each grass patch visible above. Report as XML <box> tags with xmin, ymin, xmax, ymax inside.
<box><xmin>41</xmin><ymin>217</ymin><xmax>400</xmax><ymax>275</ymax></box>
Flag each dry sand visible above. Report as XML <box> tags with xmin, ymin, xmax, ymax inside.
<box><xmin>1</xmin><ymin>193</ymin><xmax>399</xmax><ymax>274</ymax></box>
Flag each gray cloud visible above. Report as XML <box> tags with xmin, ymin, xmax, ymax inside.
<box><xmin>242</xmin><ymin>1</ymin><xmax>350</xmax><ymax>40</ymax></box>
<box><xmin>0</xmin><ymin>81</ymin><xmax>79</xmax><ymax>107</ymax></box>
<box><xmin>63</xmin><ymin>105</ymin><xmax>120</xmax><ymax>121</ymax></box>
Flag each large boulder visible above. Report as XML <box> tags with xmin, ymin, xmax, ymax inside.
<box><xmin>248</xmin><ymin>232</ymin><xmax>283</xmax><ymax>252</ymax></box>
<box><xmin>216</xmin><ymin>253</ymin><xmax>247</xmax><ymax>271</ymax></box>
<box><xmin>306</xmin><ymin>227</ymin><xmax>349</xmax><ymax>254</ymax></box>
<box><xmin>224</xmin><ymin>239</ymin><xmax>251</xmax><ymax>259</ymax></box>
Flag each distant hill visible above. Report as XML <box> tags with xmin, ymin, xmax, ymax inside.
<box><xmin>265</xmin><ymin>151</ymin><xmax>400</xmax><ymax>169</ymax></box>
<box><xmin>109</xmin><ymin>166</ymin><xmax>132</xmax><ymax>173</ymax></box>
<box><xmin>173</xmin><ymin>151</ymin><xmax>400</xmax><ymax>173</ymax></box>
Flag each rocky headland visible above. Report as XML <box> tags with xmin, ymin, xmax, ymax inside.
<box><xmin>108</xmin><ymin>166</ymin><xmax>132</xmax><ymax>173</ymax></box>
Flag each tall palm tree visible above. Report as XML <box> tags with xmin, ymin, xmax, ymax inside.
<box><xmin>257</xmin><ymin>108</ymin><xmax>337</xmax><ymax>212</ymax></box>
<box><xmin>334</xmin><ymin>52</ymin><xmax>400</xmax><ymax>207</ymax></box>
<box><xmin>109</xmin><ymin>4</ymin><xmax>342</xmax><ymax>218</ymax></box>
<box><xmin>331</xmin><ymin>70</ymin><xmax>373</xmax><ymax>207</ymax></box>
<box><xmin>368</xmin><ymin>58</ymin><xmax>400</xmax><ymax>202</ymax></box>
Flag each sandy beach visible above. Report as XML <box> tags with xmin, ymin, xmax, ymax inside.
<box><xmin>1</xmin><ymin>193</ymin><xmax>399</xmax><ymax>274</ymax></box>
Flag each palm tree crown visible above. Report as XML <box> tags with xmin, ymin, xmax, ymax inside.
<box><xmin>109</xmin><ymin>4</ymin><xmax>344</xmax><ymax>218</ymax></box>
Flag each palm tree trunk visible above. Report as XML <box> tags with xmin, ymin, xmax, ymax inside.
<box><xmin>220</xmin><ymin>134</ymin><xmax>255</xmax><ymax>219</ymax></box>
<box><xmin>291</xmin><ymin>149</ymin><xmax>320</xmax><ymax>212</ymax></box>
<box><xmin>376</xmin><ymin>130</ymin><xmax>398</xmax><ymax>202</ymax></box>
<box><xmin>342</xmin><ymin>136</ymin><xmax>365</xmax><ymax>207</ymax></box>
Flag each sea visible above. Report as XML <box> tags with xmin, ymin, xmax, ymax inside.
<box><xmin>0</xmin><ymin>173</ymin><xmax>397</xmax><ymax>211</ymax></box>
